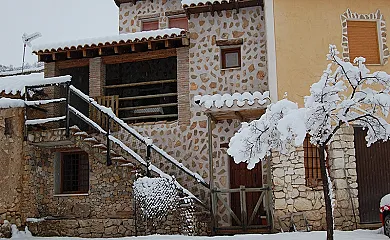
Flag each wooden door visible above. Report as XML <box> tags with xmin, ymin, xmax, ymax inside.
<box><xmin>229</xmin><ymin>157</ymin><xmax>263</xmax><ymax>225</ymax></box>
<box><xmin>354</xmin><ymin>127</ymin><xmax>390</xmax><ymax>223</ymax></box>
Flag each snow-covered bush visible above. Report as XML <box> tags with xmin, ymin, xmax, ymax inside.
<box><xmin>228</xmin><ymin>45</ymin><xmax>390</xmax><ymax>240</ymax></box>
<box><xmin>133</xmin><ymin>177</ymin><xmax>179</xmax><ymax>221</ymax></box>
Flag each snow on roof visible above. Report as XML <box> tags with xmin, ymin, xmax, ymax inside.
<box><xmin>33</xmin><ymin>28</ymin><xmax>186</xmax><ymax>53</ymax></box>
<box><xmin>182</xmin><ymin>0</ymin><xmax>245</xmax><ymax>7</ymax></box>
<box><xmin>194</xmin><ymin>91</ymin><xmax>270</xmax><ymax>109</ymax></box>
<box><xmin>0</xmin><ymin>73</ymin><xmax>71</xmax><ymax>96</ymax></box>
<box><xmin>0</xmin><ymin>65</ymin><xmax>44</xmax><ymax>77</ymax></box>
<box><xmin>0</xmin><ymin>98</ymin><xmax>25</xmax><ymax>109</ymax></box>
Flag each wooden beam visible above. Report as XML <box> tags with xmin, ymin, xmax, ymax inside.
<box><xmin>119</xmin><ymin>103</ymin><xmax>178</xmax><ymax>111</ymax></box>
<box><xmin>66</xmin><ymin>51</ymin><xmax>71</xmax><ymax>59</ymax></box>
<box><xmin>103</xmin><ymin>48</ymin><xmax>177</xmax><ymax>65</ymax></box>
<box><xmin>114</xmin><ymin>46</ymin><xmax>119</xmax><ymax>54</ymax></box>
<box><xmin>122</xmin><ymin>114</ymin><xmax>178</xmax><ymax>121</ymax></box>
<box><xmin>119</xmin><ymin>92</ymin><xmax>177</xmax><ymax>101</ymax></box>
<box><xmin>147</xmin><ymin>41</ymin><xmax>153</xmax><ymax>50</ymax></box>
<box><xmin>104</xmin><ymin>79</ymin><xmax>177</xmax><ymax>89</ymax></box>
<box><xmin>164</xmin><ymin>40</ymin><xmax>171</xmax><ymax>48</ymax></box>
<box><xmin>82</xmin><ymin>50</ymin><xmax>87</xmax><ymax>57</ymax></box>
<box><xmin>52</xmin><ymin>53</ymin><xmax>56</xmax><ymax>61</ymax></box>
<box><xmin>131</xmin><ymin>44</ymin><xmax>136</xmax><ymax>52</ymax></box>
<box><xmin>56</xmin><ymin>58</ymin><xmax>90</xmax><ymax>69</ymax></box>
<box><xmin>216</xmin><ymin>38</ymin><xmax>243</xmax><ymax>46</ymax></box>
<box><xmin>98</xmin><ymin>48</ymin><xmax>103</xmax><ymax>56</ymax></box>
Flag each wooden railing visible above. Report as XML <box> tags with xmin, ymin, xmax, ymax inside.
<box><xmin>211</xmin><ymin>185</ymin><xmax>272</xmax><ymax>232</ymax></box>
<box><xmin>90</xmin><ymin>95</ymin><xmax>119</xmax><ymax>131</ymax></box>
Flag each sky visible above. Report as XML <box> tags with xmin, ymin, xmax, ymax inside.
<box><xmin>0</xmin><ymin>0</ymin><xmax>119</xmax><ymax>66</ymax></box>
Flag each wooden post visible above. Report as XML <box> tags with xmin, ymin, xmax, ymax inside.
<box><xmin>240</xmin><ymin>185</ymin><xmax>247</xmax><ymax>230</ymax></box>
<box><xmin>207</xmin><ymin>114</ymin><xmax>216</xmax><ymax>234</ymax></box>
<box><xmin>65</xmin><ymin>82</ymin><xmax>71</xmax><ymax>138</ymax></box>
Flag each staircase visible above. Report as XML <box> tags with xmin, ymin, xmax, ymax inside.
<box><xmin>24</xmin><ymin>82</ymin><xmax>209</xmax><ymax>205</ymax></box>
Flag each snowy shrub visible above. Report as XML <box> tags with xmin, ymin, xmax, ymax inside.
<box><xmin>133</xmin><ymin>177</ymin><xmax>179</xmax><ymax>221</ymax></box>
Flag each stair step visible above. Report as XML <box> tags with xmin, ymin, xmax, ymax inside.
<box><xmin>69</xmin><ymin>125</ymin><xmax>81</xmax><ymax>132</ymax></box>
<box><xmin>92</xmin><ymin>144</ymin><xmax>107</xmax><ymax>150</ymax></box>
<box><xmin>112</xmin><ymin>156</ymin><xmax>131</xmax><ymax>163</ymax></box>
<box><xmin>74</xmin><ymin>131</ymin><xmax>89</xmax><ymax>137</ymax></box>
<box><xmin>102</xmin><ymin>150</ymin><xmax>120</xmax><ymax>157</ymax></box>
<box><xmin>84</xmin><ymin>137</ymin><xmax>98</xmax><ymax>144</ymax></box>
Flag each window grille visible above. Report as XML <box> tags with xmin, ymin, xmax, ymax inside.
<box><xmin>61</xmin><ymin>152</ymin><xmax>89</xmax><ymax>193</ymax></box>
<box><xmin>303</xmin><ymin>136</ymin><xmax>322</xmax><ymax>187</ymax></box>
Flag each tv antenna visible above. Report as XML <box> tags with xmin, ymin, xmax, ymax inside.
<box><xmin>21</xmin><ymin>32</ymin><xmax>42</xmax><ymax>73</ymax></box>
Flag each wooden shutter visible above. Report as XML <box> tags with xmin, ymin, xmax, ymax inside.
<box><xmin>347</xmin><ymin>21</ymin><xmax>381</xmax><ymax>64</ymax></box>
<box><xmin>169</xmin><ymin>17</ymin><xmax>188</xmax><ymax>30</ymax></box>
<box><xmin>142</xmin><ymin>21</ymin><xmax>159</xmax><ymax>31</ymax></box>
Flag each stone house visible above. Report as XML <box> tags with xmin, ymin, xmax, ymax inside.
<box><xmin>1</xmin><ymin>0</ymin><xmax>390</xmax><ymax>237</ymax></box>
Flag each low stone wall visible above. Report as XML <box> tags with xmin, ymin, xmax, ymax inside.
<box><xmin>272</xmin><ymin>126</ymin><xmax>359</xmax><ymax>231</ymax></box>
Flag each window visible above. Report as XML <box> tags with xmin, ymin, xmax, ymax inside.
<box><xmin>347</xmin><ymin>20</ymin><xmax>381</xmax><ymax>64</ymax></box>
<box><xmin>4</xmin><ymin>118</ymin><xmax>13</xmax><ymax>135</ymax></box>
<box><xmin>60</xmin><ymin>152</ymin><xmax>89</xmax><ymax>194</ymax></box>
<box><xmin>168</xmin><ymin>17</ymin><xmax>188</xmax><ymax>30</ymax></box>
<box><xmin>303</xmin><ymin>136</ymin><xmax>322</xmax><ymax>187</ymax></box>
<box><xmin>142</xmin><ymin>20</ymin><xmax>159</xmax><ymax>31</ymax></box>
<box><xmin>221</xmin><ymin>47</ymin><xmax>241</xmax><ymax>69</ymax></box>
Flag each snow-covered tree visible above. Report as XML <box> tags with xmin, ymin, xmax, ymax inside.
<box><xmin>227</xmin><ymin>45</ymin><xmax>390</xmax><ymax>240</ymax></box>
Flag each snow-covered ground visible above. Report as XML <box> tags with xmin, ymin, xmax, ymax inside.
<box><xmin>4</xmin><ymin>229</ymin><xmax>387</xmax><ymax>240</ymax></box>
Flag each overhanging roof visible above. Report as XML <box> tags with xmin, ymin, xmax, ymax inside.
<box><xmin>195</xmin><ymin>91</ymin><xmax>270</xmax><ymax>121</ymax></box>
<box><xmin>32</xmin><ymin>29</ymin><xmax>189</xmax><ymax>63</ymax></box>
<box><xmin>114</xmin><ymin>0</ymin><xmax>134</xmax><ymax>7</ymax></box>
<box><xmin>183</xmin><ymin>0</ymin><xmax>263</xmax><ymax>16</ymax></box>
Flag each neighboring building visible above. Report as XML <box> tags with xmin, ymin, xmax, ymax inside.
<box><xmin>1</xmin><ymin>0</ymin><xmax>390</xmax><ymax>237</ymax></box>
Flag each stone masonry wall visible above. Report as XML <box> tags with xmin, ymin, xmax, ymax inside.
<box><xmin>119</xmin><ymin>0</ymin><xmax>183</xmax><ymax>33</ymax></box>
<box><xmin>0</xmin><ymin>108</ymin><xmax>25</xmax><ymax>228</ymax></box>
<box><xmin>272</xmin><ymin>126</ymin><xmax>359</xmax><ymax>231</ymax></box>
<box><xmin>188</xmin><ymin>7</ymin><xmax>268</xmax><ymax>96</ymax></box>
<box><xmin>22</xmin><ymin>129</ymin><xmax>210</xmax><ymax>237</ymax></box>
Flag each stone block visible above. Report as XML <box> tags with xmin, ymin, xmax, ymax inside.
<box><xmin>294</xmin><ymin>198</ymin><xmax>313</xmax><ymax>211</ymax></box>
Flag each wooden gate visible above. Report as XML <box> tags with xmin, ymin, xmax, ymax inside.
<box><xmin>230</xmin><ymin>157</ymin><xmax>264</xmax><ymax>225</ymax></box>
<box><xmin>354</xmin><ymin>127</ymin><xmax>390</xmax><ymax>223</ymax></box>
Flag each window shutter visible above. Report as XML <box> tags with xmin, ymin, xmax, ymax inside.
<box><xmin>347</xmin><ymin>21</ymin><xmax>381</xmax><ymax>64</ymax></box>
<box><xmin>142</xmin><ymin>21</ymin><xmax>159</xmax><ymax>31</ymax></box>
<box><xmin>169</xmin><ymin>17</ymin><xmax>188</xmax><ymax>30</ymax></box>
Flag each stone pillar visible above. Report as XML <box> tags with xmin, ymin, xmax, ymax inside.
<box><xmin>329</xmin><ymin>126</ymin><xmax>359</xmax><ymax>230</ymax></box>
<box><xmin>0</xmin><ymin>108</ymin><xmax>25</xmax><ymax>227</ymax></box>
<box><xmin>89</xmin><ymin>57</ymin><xmax>105</xmax><ymax>98</ymax></box>
<box><xmin>177</xmin><ymin>47</ymin><xmax>190</xmax><ymax>126</ymax></box>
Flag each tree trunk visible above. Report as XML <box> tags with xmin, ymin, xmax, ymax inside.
<box><xmin>319</xmin><ymin>145</ymin><xmax>334</xmax><ymax>240</ymax></box>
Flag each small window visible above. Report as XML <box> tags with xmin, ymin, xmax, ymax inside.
<box><xmin>142</xmin><ymin>20</ymin><xmax>159</xmax><ymax>31</ymax></box>
<box><xmin>60</xmin><ymin>152</ymin><xmax>89</xmax><ymax>194</ymax></box>
<box><xmin>347</xmin><ymin>20</ymin><xmax>381</xmax><ymax>64</ymax></box>
<box><xmin>168</xmin><ymin>17</ymin><xmax>188</xmax><ymax>30</ymax></box>
<box><xmin>303</xmin><ymin>136</ymin><xmax>322</xmax><ymax>187</ymax></box>
<box><xmin>4</xmin><ymin>118</ymin><xmax>13</xmax><ymax>135</ymax></box>
<box><xmin>221</xmin><ymin>47</ymin><xmax>241</xmax><ymax>69</ymax></box>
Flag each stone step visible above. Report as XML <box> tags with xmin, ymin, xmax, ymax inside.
<box><xmin>92</xmin><ymin>144</ymin><xmax>107</xmax><ymax>150</ymax></box>
<box><xmin>74</xmin><ymin>131</ymin><xmax>89</xmax><ymax>137</ymax></box>
<box><xmin>84</xmin><ymin>137</ymin><xmax>99</xmax><ymax>144</ymax></box>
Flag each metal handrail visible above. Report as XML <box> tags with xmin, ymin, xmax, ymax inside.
<box><xmin>69</xmin><ymin>85</ymin><xmax>209</xmax><ymax>189</ymax></box>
